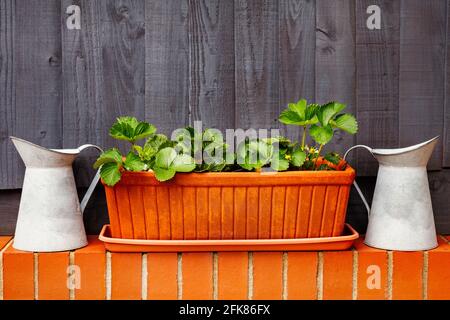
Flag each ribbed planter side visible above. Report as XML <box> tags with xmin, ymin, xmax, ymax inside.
<box><xmin>104</xmin><ymin>168</ymin><xmax>355</xmax><ymax>240</ymax></box>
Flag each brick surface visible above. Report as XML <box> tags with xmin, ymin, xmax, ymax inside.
<box><xmin>2</xmin><ymin>235</ymin><xmax>450</xmax><ymax>300</ymax></box>
<box><xmin>111</xmin><ymin>253</ymin><xmax>142</xmax><ymax>300</ymax></box>
<box><xmin>3</xmin><ymin>245</ymin><xmax>34</xmax><ymax>300</ymax></box>
<box><xmin>218</xmin><ymin>252</ymin><xmax>248</xmax><ymax>300</ymax></box>
<box><xmin>0</xmin><ymin>237</ymin><xmax>12</xmax><ymax>250</ymax></box>
<box><xmin>74</xmin><ymin>237</ymin><xmax>106</xmax><ymax>300</ymax></box>
<box><xmin>182</xmin><ymin>253</ymin><xmax>213</xmax><ymax>300</ymax></box>
<box><xmin>427</xmin><ymin>237</ymin><xmax>450</xmax><ymax>300</ymax></box>
<box><xmin>287</xmin><ymin>252</ymin><xmax>317</xmax><ymax>300</ymax></box>
<box><xmin>354</xmin><ymin>239</ymin><xmax>388</xmax><ymax>300</ymax></box>
<box><xmin>38</xmin><ymin>252</ymin><xmax>69</xmax><ymax>300</ymax></box>
<box><xmin>322</xmin><ymin>251</ymin><xmax>353</xmax><ymax>300</ymax></box>
<box><xmin>147</xmin><ymin>253</ymin><xmax>178</xmax><ymax>300</ymax></box>
<box><xmin>392</xmin><ymin>251</ymin><xmax>423</xmax><ymax>300</ymax></box>
<box><xmin>253</xmin><ymin>252</ymin><xmax>283</xmax><ymax>300</ymax></box>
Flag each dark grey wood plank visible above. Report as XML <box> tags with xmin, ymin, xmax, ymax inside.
<box><xmin>145</xmin><ymin>0</ymin><xmax>190</xmax><ymax>136</ymax></box>
<box><xmin>188</xmin><ymin>0</ymin><xmax>235</xmax><ymax>133</ymax></box>
<box><xmin>279</xmin><ymin>0</ymin><xmax>315</xmax><ymax>142</ymax></box>
<box><xmin>0</xmin><ymin>189</ymin><xmax>20</xmax><ymax>235</ymax></box>
<box><xmin>0</xmin><ymin>0</ymin><xmax>16</xmax><ymax>189</ymax></box>
<box><xmin>355</xmin><ymin>0</ymin><xmax>400</xmax><ymax>176</ymax></box>
<box><xmin>429</xmin><ymin>170</ymin><xmax>450</xmax><ymax>234</ymax></box>
<box><xmin>315</xmin><ymin>0</ymin><xmax>356</xmax><ymax>161</ymax></box>
<box><xmin>399</xmin><ymin>0</ymin><xmax>446</xmax><ymax>170</ymax></box>
<box><xmin>0</xmin><ymin>187</ymin><xmax>109</xmax><ymax>236</ymax></box>
<box><xmin>443</xmin><ymin>0</ymin><xmax>450</xmax><ymax>167</ymax></box>
<box><xmin>234</xmin><ymin>0</ymin><xmax>280</xmax><ymax>130</ymax></box>
<box><xmin>62</xmin><ymin>0</ymin><xmax>145</xmax><ymax>186</ymax></box>
<box><xmin>0</xmin><ymin>0</ymin><xmax>62</xmax><ymax>190</ymax></box>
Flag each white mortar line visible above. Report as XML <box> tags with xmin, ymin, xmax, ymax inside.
<box><xmin>106</xmin><ymin>252</ymin><xmax>112</xmax><ymax>300</ymax></box>
<box><xmin>177</xmin><ymin>253</ymin><xmax>182</xmax><ymax>300</ymax></box>
<box><xmin>316</xmin><ymin>252</ymin><xmax>323</xmax><ymax>300</ymax></box>
<box><xmin>282</xmin><ymin>252</ymin><xmax>288</xmax><ymax>300</ymax></box>
<box><xmin>142</xmin><ymin>254</ymin><xmax>148</xmax><ymax>300</ymax></box>
<box><xmin>423</xmin><ymin>251</ymin><xmax>429</xmax><ymax>300</ymax></box>
<box><xmin>69</xmin><ymin>251</ymin><xmax>75</xmax><ymax>300</ymax></box>
<box><xmin>352</xmin><ymin>249</ymin><xmax>358</xmax><ymax>300</ymax></box>
<box><xmin>34</xmin><ymin>253</ymin><xmax>39</xmax><ymax>300</ymax></box>
<box><xmin>0</xmin><ymin>239</ymin><xmax>13</xmax><ymax>300</ymax></box>
<box><xmin>387</xmin><ymin>251</ymin><xmax>393</xmax><ymax>300</ymax></box>
<box><xmin>248</xmin><ymin>252</ymin><xmax>253</xmax><ymax>300</ymax></box>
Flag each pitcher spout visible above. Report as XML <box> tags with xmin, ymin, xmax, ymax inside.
<box><xmin>10</xmin><ymin>136</ymin><xmax>78</xmax><ymax>168</ymax></box>
<box><xmin>372</xmin><ymin>136</ymin><xmax>439</xmax><ymax>167</ymax></box>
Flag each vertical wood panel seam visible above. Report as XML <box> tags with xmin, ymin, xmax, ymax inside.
<box><xmin>0</xmin><ymin>239</ymin><xmax>13</xmax><ymax>300</ymax></box>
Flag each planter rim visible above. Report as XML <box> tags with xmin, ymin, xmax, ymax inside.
<box><xmin>99</xmin><ymin>224</ymin><xmax>359</xmax><ymax>252</ymax></box>
<box><xmin>104</xmin><ymin>165</ymin><xmax>355</xmax><ymax>187</ymax></box>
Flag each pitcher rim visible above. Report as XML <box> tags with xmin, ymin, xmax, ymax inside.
<box><xmin>9</xmin><ymin>136</ymin><xmax>80</xmax><ymax>156</ymax></box>
<box><xmin>372</xmin><ymin>136</ymin><xmax>440</xmax><ymax>156</ymax></box>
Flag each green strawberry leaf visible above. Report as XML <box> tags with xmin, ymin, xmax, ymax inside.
<box><xmin>153</xmin><ymin>167</ymin><xmax>176</xmax><ymax>182</ymax></box>
<box><xmin>324</xmin><ymin>152</ymin><xmax>341</xmax><ymax>165</ymax></box>
<box><xmin>124</xmin><ymin>152</ymin><xmax>146</xmax><ymax>172</ymax></box>
<box><xmin>100</xmin><ymin>162</ymin><xmax>122</xmax><ymax>187</ymax></box>
<box><xmin>133</xmin><ymin>122</ymin><xmax>156</xmax><ymax>141</ymax></box>
<box><xmin>172</xmin><ymin>154</ymin><xmax>196</xmax><ymax>172</ymax></box>
<box><xmin>93</xmin><ymin>148</ymin><xmax>123</xmax><ymax>169</ymax></box>
<box><xmin>278</xmin><ymin>109</ymin><xmax>304</xmax><ymax>125</ymax></box>
<box><xmin>270</xmin><ymin>156</ymin><xmax>290</xmax><ymax>171</ymax></box>
<box><xmin>155</xmin><ymin>148</ymin><xmax>177</xmax><ymax>169</ymax></box>
<box><xmin>331</xmin><ymin>113</ymin><xmax>358</xmax><ymax>134</ymax></box>
<box><xmin>310</xmin><ymin>125</ymin><xmax>334</xmax><ymax>145</ymax></box>
<box><xmin>317</xmin><ymin>102</ymin><xmax>346</xmax><ymax>126</ymax></box>
<box><xmin>291</xmin><ymin>148</ymin><xmax>307</xmax><ymax>167</ymax></box>
<box><xmin>109</xmin><ymin>116</ymin><xmax>156</xmax><ymax>144</ymax></box>
<box><xmin>288</xmin><ymin>100</ymin><xmax>307</xmax><ymax>118</ymax></box>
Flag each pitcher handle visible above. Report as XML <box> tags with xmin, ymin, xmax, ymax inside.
<box><xmin>78</xmin><ymin>144</ymin><xmax>104</xmax><ymax>214</ymax></box>
<box><xmin>344</xmin><ymin>145</ymin><xmax>373</xmax><ymax>217</ymax></box>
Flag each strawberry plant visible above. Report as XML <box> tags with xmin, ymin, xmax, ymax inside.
<box><xmin>94</xmin><ymin>99</ymin><xmax>358</xmax><ymax>186</ymax></box>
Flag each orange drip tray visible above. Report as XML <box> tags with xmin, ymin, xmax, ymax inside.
<box><xmin>99</xmin><ymin>224</ymin><xmax>359</xmax><ymax>252</ymax></box>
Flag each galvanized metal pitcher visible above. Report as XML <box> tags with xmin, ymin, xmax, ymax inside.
<box><xmin>10</xmin><ymin>137</ymin><xmax>102</xmax><ymax>252</ymax></box>
<box><xmin>345</xmin><ymin>136</ymin><xmax>439</xmax><ymax>251</ymax></box>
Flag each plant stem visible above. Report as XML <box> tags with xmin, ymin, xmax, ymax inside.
<box><xmin>301</xmin><ymin>126</ymin><xmax>307</xmax><ymax>149</ymax></box>
<box><xmin>314</xmin><ymin>144</ymin><xmax>324</xmax><ymax>170</ymax></box>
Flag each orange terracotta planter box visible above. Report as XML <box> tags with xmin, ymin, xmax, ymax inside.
<box><xmin>103</xmin><ymin>166</ymin><xmax>355</xmax><ymax>240</ymax></box>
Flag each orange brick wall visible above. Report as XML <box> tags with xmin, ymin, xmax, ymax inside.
<box><xmin>1</xmin><ymin>236</ymin><xmax>449</xmax><ymax>300</ymax></box>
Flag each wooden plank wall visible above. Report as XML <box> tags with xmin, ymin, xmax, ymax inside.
<box><xmin>1</xmin><ymin>0</ymin><xmax>450</xmax><ymax>234</ymax></box>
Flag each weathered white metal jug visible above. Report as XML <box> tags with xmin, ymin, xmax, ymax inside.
<box><xmin>345</xmin><ymin>137</ymin><xmax>439</xmax><ymax>251</ymax></box>
<box><xmin>10</xmin><ymin>137</ymin><xmax>102</xmax><ymax>252</ymax></box>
